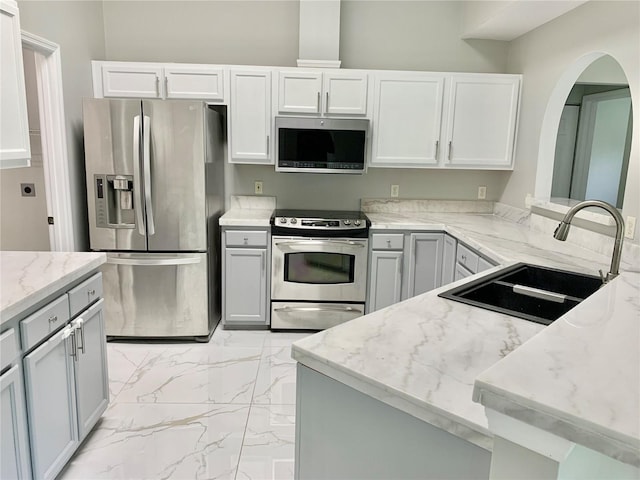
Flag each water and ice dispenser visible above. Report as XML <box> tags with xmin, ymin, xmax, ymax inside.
<box><xmin>94</xmin><ymin>174</ymin><xmax>136</xmax><ymax>228</ymax></box>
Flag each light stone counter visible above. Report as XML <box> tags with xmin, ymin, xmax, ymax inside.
<box><xmin>219</xmin><ymin>195</ymin><xmax>275</xmax><ymax>227</ymax></box>
<box><xmin>0</xmin><ymin>251</ymin><xmax>106</xmax><ymax>325</ymax></box>
<box><xmin>292</xmin><ymin>208</ymin><xmax>639</xmax><ymax>463</ymax></box>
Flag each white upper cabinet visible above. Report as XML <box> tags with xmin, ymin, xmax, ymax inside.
<box><xmin>371</xmin><ymin>73</ymin><xmax>444</xmax><ymax>167</ymax></box>
<box><xmin>100</xmin><ymin>63</ymin><xmax>164</xmax><ymax>99</ymax></box>
<box><xmin>1</xmin><ymin>0</ymin><xmax>31</xmax><ymax>168</ymax></box>
<box><xmin>164</xmin><ymin>65</ymin><xmax>224</xmax><ymax>101</ymax></box>
<box><xmin>94</xmin><ymin>62</ymin><xmax>227</xmax><ymax>101</ymax></box>
<box><xmin>278</xmin><ymin>70</ymin><xmax>368</xmax><ymax>116</ymax></box>
<box><xmin>229</xmin><ymin>69</ymin><xmax>272</xmax><ymax>164</ymax></box>
<box><xmin>443</xmin><ymin>75</ymin><xmax>520</xmax><ymax>168</ymax></box>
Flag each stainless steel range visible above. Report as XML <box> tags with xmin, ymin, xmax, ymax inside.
<box><xmin>270</xmin><ymin>209</ymin><xmax>371</xmax><ymax>330</ymax></box>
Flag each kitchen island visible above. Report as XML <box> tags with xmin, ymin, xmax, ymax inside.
<box><xmin>291</xmin><ymin>208</ymin><xmax>639</xmax><ymax>479</ymax></box>
<box><xmin>1</xmin><ymin>250</ymin><xmax>107</xmax><ymax>480</ymax></box>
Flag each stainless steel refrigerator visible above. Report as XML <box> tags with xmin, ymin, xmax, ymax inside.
<box><xmin>83</xmin><ymin>98</ymin><xmax>224</xmax><ymax>339</ymax></box>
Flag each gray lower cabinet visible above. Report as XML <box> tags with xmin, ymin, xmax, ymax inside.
<box><xmin>222</xmin><ymin>228</ymin><xmax>270</xmax><ymax>327</ymax></box>
<box><xmin>442</xmin><ymin>234</ymin><xmax>457</xmax><ymax>285</ymax></box>
<box><xmin>23</xmin><ymin>325</ymin><xmax>79</xmax><ymax>480</ymax></box>
<box><xmin>368</xmin><ymin>251</ymin><xmax>403</xmax><ymax>312</ymax></box>
<box><xmin>74</xmin><ymin>299</ymin><xmax>109</xmax><ymax>440</ymax></box>
<box><xmin>1</xmin><ymin>365</ymin><xmax>32</xmax><ymax>480</ymax></box>
<box><xmin>407</xmin><ymin>233</ymin><xmax>444</xmax><ymax>297</ymax></box>
<box><xmin>223</xmin><ymin>246</ymin><xmax>268</xmax><ymax>326</ymax></box>
<box><xmin>23</xmin><ymin>297</ymin><xmax>108</xmax><ymax>480</ymax></box>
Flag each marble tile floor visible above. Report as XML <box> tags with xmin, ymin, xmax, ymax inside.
<box><xmin>58</xmin><ymin>327</ymin><xmax>312</xmax><ymax>480</ymax></box>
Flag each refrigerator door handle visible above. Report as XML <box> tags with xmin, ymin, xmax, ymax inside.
<box><xmin>142</xmin><ymin>115</ymin><xmax>155</xmax><ymax>236</ymax></box>
<box><xmin>133</xmin><ymin>115</ymin><xmax>145</xmax><ymax>235</ymax></box>
<box><xmin>107</xmin><ymin>254</ymin><xmax>202</xmax><ymax>266</ymax></box>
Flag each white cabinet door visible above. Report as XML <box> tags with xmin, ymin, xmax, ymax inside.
<box><xmin>0</xmin><ymin>0</ymin><xmax>31</xmax><ymax>168</ymax></box>
<box><xmin>407</xmin><ymin>233</ymin><xmax>444</xmax><ymax>297</ymax></box>
<box><xmin>323</xmin><ymin>72</ymin><xmax>368</xmax><ymax>115</ymax></box>
<box><xmin>230</xmin><ymin>70</ymin><xmax>272</xmax><ymax>164</ymax></box>
<box><xmin>368</xmin><ymin>251</ymin><xmax>403</xmax><ymax>313</ymax></box>
<box><xmin>371</xmin><ymin>73</ymin><xmax>444</xmax><ymax>167</ymax></box>
<box><xmin>224</xmin><ymin>248</ymin><xmax>267</xmax><ymax>325</ymax></box>
<box><xmin>73</xmin><ymin>299</ymin><xmax>109</xmax><ymax>441</ymax></box>
<box><xmin>1</xmin><ymin>364</ymin><xmax>32</xmax><ymax>480</ymax></box>
<box><xmin>164</xmin><ymin>65</ymin><xmax>224</xmax><ymax>100</ymax></box>
<box><xmin>444</xmin><ymin>75</ymin><xmax>520</xmax><ymax>168</ymax></box>
<box><xmin>23</xmin><ymin>326</ymin><xmax>79</xmax><ymax>480</ymax></box>
<box><xmin>278</xmin><ymin>71</ymin><xmax>323</xmax><ymax>114</ymax></box>
<box><xmin>101</xmin><ymin>64</ymin><xmax>164</xmax><ymax>98</ymax></box>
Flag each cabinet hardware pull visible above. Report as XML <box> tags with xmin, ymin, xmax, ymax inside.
<box><xmin>325</xmin><ymin>92</ymin><xmax>329</xmax><ymax>113</ymax></box>
<box><xmin>74</xmin><ymin>318</ymin><xmax>86</xmax><ymax>354</ymax></box>
<box><xmin>156</xmin><ymin>76</ymin><xmax>160</xmax><ymax>96</ymax></box>
<box><xmin>261</xmin><ymin>252</ymin><xmax>265</xmax><ymax>272</ymax></box>
<box><xmin>317</xmin><ymin>92</ymin><xmax>320</xmax><ymax>112</ymax></box>
<box><xmin>165</xmin><ymin>76</ymin><xmax>168</xmax><ymax>97</ymax></box>
<box><xmin>448</xmin><ymin>141</ymin><xmax>452</xmax><ymax>161</ymax></box>
<box><xmin>435</xmin><ymin>140</ymin><xmax>439</xmax><ymax>158</ymax></box>
<box><xmin>266</xmin><ymin>135</ymin><xmax>270</xmax><ymax>153</ymax></box>
<box><xmin>48</xmin><ymin>315</ymin><xmax>58</xmax><ymax>324</ymax></box>
<box><xmin>70</xmin><ymin>330</ymin><xmax>78</xmax><ymax>360</ymax></box>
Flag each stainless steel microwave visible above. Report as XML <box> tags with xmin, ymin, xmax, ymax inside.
<box><xmin>275</xmin><ymin>116</ymin><xmax>369</xmax><ymax>174</ymax></box>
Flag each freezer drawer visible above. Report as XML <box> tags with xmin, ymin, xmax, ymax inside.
<box><xmin>102</xmin><ymin>253</ymin><xmax>210</xmax><ymax>337</ymax></box>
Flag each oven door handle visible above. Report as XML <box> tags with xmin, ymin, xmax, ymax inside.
<box><xmin>273</xmin><ymin>305</ymin><xmax>364</xmax><ymax>314</ymax></box>
<box><xmin>274</xmin><ymin>240</ymin><xmax>366</xmax><ymax>248</ymax></box>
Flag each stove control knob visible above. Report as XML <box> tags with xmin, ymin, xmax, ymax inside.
<box><xmin>343</xmin><ymin>219</ymin><xmax>351</xmax><ymax>225</ymax></box>
<box><xmin>354</xmin><ymin>220</ymin><xmax>361</xmax><ymax>226</ymax></box>
<box><xmin>279</xmin><ymin>218</ymin><xmax>287</xmax><ymax>224</ymax></box>
<box><xmin>290</xmin><ymin>218</ymin><xmax>297</xmax><ymax>224</ymax></box>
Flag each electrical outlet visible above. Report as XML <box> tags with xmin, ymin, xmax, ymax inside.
<box><xmin>390</xmin><ymin>185</ymin><xmax>399</xmax><ymax>197</ymax></box>
<box><xmin>254</xmin><ymin>181</ymin><xmax>263</xmax><ymax>195</ymax></box>
<box><xmin>625</xmin><ymin>216</ymin><xmax>636</xmax><ymax>239</ymax></box>
<box><xmin>477</xmin><ymin>186</ymin><xmax>487</xmax><ymax>200</ymax></box>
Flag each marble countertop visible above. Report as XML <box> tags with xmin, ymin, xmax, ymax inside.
<box><xmin>291</xmin><ymin>211</ymin><xmax>639</xmax><ymax>462</ymax></box>
<box><xmin>219</xmin><ymin>208</ymin><xmax>274</xmax><ymax>227</ymax></box>
<box><xmin>0</xmin><ymin>251</ymin><xmax>106</xmax><ymax>326</ymax></box>
<box><xmin>219</xmin><ymin>195</ymin><xmax>276</xmax><ymax>227</ymax></box>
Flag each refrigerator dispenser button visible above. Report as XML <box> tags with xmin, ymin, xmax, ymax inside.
<box><xmin>120</xmin><ymin>191</ymin><xmax>133</xmax><ymax>210</ymax></box>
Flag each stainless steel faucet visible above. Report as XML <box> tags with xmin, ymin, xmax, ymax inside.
<box><xmin>553</xmin><ymin>200</ymin><xmax>625</xmax><ymax>284</ymax></box>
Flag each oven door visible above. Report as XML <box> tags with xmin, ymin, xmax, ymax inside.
<box><xmin>271</xmin><ymin>236</ymin><xmax>368</xmax><ymax>302</ymax></box>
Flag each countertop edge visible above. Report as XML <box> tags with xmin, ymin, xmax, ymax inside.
<box><xmin>473</xmin><ymin>383</ymin><xmax>640</xmax><ymax>467</ymax></box>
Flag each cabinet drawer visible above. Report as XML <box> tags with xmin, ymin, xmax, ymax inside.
<box><xmin>456</xmin><ymin>244</ymin><xmax>479</xmax><ymax>273</ymax></box>
<box><xmin>68</xmin><ymin>273</ymin><xmax>103</xmax><ymax>317</ymax></box>
<box><xmin>20</xmin><ymin>295</ymin><xmax>70</xmax><ymax>352</ymax></box>
<box><xmin>225</xmin><ymin>230</ymin><xmax>268</xmax><ymax>247</ymax></box>
<box><xmin>454</xmin><ymin>263</ymin><xmax>474</xmax><ymax>282</ymax></box>
<box><xmin>371</xmin><ymin>234</ymin><xmax>404</xmax><ymax>250</ymax></box>
<box><xmin>0</xmin><ymin>328</ymin><xmax>19</xmax><ymax>371</ymax></box>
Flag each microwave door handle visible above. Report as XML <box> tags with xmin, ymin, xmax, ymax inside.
<box><xmin>132</xmin><ymin>115</ymin><xmax>145</xmax><ymax>235</ymax></box>
<box><xmin>142</xmin><ymin>115</ymin><xmax>155</xmax><ymax>235</ymax></box>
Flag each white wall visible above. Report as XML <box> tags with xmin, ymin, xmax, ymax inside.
<box><xmin>501</xmin><ymin>1</ymin><xmax>639</xmax><ymax>223</ymax></box>
<box><xmin>102</xmin><ymin>1</ymin><xmax>300</xmax><ymax>66</ymax></box>
<box><xmin>18</xmin><ymin>0</ymin><xmax>106</xmax><ymax>251</ymax></box>
<box><xmin>339</xmin><ymin>1</ymin><xmax>509</xmax><ymax>72</ymax></box>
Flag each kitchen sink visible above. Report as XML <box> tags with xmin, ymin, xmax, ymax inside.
<box><xmin>438</xmin><ymin>263</ymin><xmax>602</xmax><ymax>325</ymax></box>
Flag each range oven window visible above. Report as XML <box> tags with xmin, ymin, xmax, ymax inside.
<box><xmin>278</xmin><ymin>128</ymin><xmax>365</xmax><ymax>169</ymax></box>
<box><xmin>284</xmin><ymin>252</ymin><xmax>355</xmax><ymax>284</ymax></box>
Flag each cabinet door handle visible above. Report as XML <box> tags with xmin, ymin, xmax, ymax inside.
<box><xmin>48</xmin><ymin>315</ymin><xmax>58</xmax><ymax>325</ymax></box>
<box><xmin>435</xmin><ymin>140</ymin><xmax>439</xmax><ymax>159</ymax></box>
<box><xmin>165</xmin><ymin>76</ymin><xmax>168</xmax><ymax>97</ymax></box>
<box><xmin>325</xmin><ymin>91</ymin><xmax>329</xmax><ymax>113</ymax></box>
<box><xmin>261</xmin><ymin>251</ymin><xmax>265</xmax><ymax>272</ymax></box>
<box><xmin>317</xmin><ymin>92</ymin><xmax>321</xmax><ymax>112</ymax></box>
<box><xmin>266</xmin><ymin>135</ymin><xmax>270</xmax><ymax>154</ymax></box>
<box><xmin>448</xmin><ymin>141</ymin><xmax>452</xmax><ymax>161</ymax></box>
<box><xmin>73</xmin><ymin>318</ymin><xmax>86</xmax><ymax>354</ymax></box>
<box><xmin>156</xmin><ymin>76</ymin><xmax>160</xmax><ymax>97</ymax></box>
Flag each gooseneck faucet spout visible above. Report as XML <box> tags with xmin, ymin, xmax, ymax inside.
<box><xmin>553</xmin><ymin>200</ymin><xmax>625</xmax><ymax>284</ymax></box>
